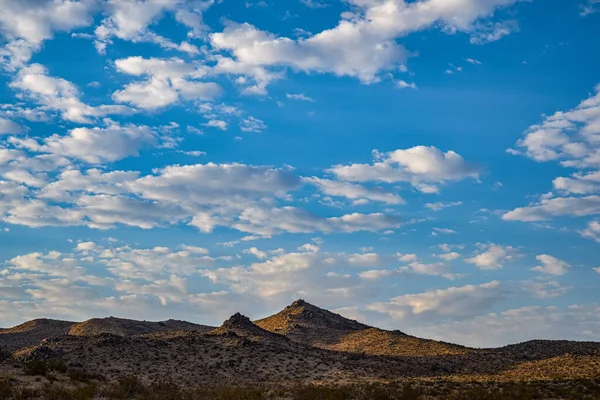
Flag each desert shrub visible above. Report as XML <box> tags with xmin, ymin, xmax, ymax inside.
<box><xmin>0</xmin><ymin>379</ymin><xmax>14</xmax><ymax>398</ymax></box>
<box><xmin>101</xmin><ymin>374</ymin><xmax>146</xmax><ymax>399</ymax></box>
<box><xmin>292</xmin><ymin>384</ymin><xmax>352</xmax><ymax>400</ymax></box>
<box><xmin>67</xmin><ymin>368</ymin><xmax>95</xmax><ymax>383</ymax></box>
<box><xmin>0</xmin><ymin>347</ymin><xmax>11</xmax><ymax>361</ymax></box>
<box><xmin>194</xmin><ymin>387</ymin><xmax>265</xmax><ymax>400</ymax></box>
<box><xmin>23</xmin><ymin>360</ymin><xmax>48</xmax><ymax>376</ymax></box>
<box><xmin>47</xmin><ymin>359</ymin><xmax>68</xmax><ymax>373</ymax></box>
<box><xmin>139</xmin><ymin>379</ymin><xmax>182</xmax><ymax>400</ymax></box>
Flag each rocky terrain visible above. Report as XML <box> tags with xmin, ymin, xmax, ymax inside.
<box><xmin>1</xmin><ymin>300</ymin><xmax>599</xmax><ymax>399</ymax></box>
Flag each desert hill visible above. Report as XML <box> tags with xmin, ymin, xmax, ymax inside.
<box><xmin>255</xmin><ymin>299</ymin><xmax>468</xmax><ymax>356</ymax></box>
<box><xmin>209</xmin><ymin>313</ymin><xmax>288</xmax><ymax>344</ymax></box>
<box><xmin>0</xmin><ymin>319</ymin><xmax>75</xmax><ymax>351</ymax></box>
<box><xmin>68</xmin><ymin>317</ymin><xmax>214</xmax><ymax>337</ymax></box>
<box><xmin>1</xmin><ymin>300</ymin><xmax>600</xmax><ymax>399</ymax></box>
<box><xmin>0</xmin><ymin>317</ymin><xmax>213</xmax><ymax>352</ymax></box>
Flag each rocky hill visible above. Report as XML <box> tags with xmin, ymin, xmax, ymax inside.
<box><xmin>68</xmin><ymin>317</ymin><xmax>214</xmax><ymax>337</ymax></box>
<box><xmin>255</xmin><ymin>299</ymin><xmax>468</xmax><ymax>356</ymax></box>
<box><xmin>1</xmin><ymin>300</ymin><xmax>600</xmax><ymax>398</ymax></box>
<box><xmin>0</xmin><ymin>317</ymin><xmax>213</xmax><ymax>351</ymax></box>
<box><xmin>0</xmin><ymin>319</ymin><xmax>75</xmax><ymax>351</ymax></box>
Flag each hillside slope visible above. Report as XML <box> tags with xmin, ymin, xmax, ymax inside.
<box><xmin>0</xmin><ymin>319</ymin><xmax>75</xmax><ymax>351</ymax></box>
<box><xmin>255</xmin><ymin>299</ymin><xmax>468</xmax><ymax>356</ymax></box>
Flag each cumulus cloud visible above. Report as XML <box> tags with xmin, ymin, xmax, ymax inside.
<box><xmin>580</xmin><ymin>219</ymin><xmax>600</xmax><ymax>242</ymax></box>
<box><xmin>10</xmin><ymin>64</ymin><xmax>133</xmax><ymax>123</ymax></box>
<box><xmin>93</xmin><ymin>0</ymin><xmax>212</xmax><ymax>54</ymax></box>
<box><xmin>0</xmin><ymin>0</ymin><xmax>96</xmax><ymax>69</ymax></box>
<box><xmin>0</xmin><ymin>155</ymin><xmax>406</xmax><ymax>235</ymax></box>
<box><xmin>531</xmin><ymin>254</ymin><xmax>571</xmax><ymax>276</ymax></box>
<box><xmin>407</xmin><ymin>304</ymin><xmax>600</xmax><ymax>347</ymax></box>
<box><xmin>399</xmin><ymin>261</ymin><xmax>460</xmax><ymax>280</ymax></box>
<box><xmin>503</xmin><ymin>196</ymin><xmax>600</xmax><ymax>221</ymax></box>
<box><xmin>113</xmin><ymin>57</ymin><xmax>222</xmax><ymax>109</ymax></box>
<box><xmin>465</xmin><ymin>244</ymin><xmax>520</xmax><ymax>270</ymax></box>
<box><xmin>367</xmin><ymin>281</ymin><xmax>506</xmax><ymax>320</ymax></box>
<box><xmin>397</xmin><ymin>253</ymin><xmax>418</xmax><ymax>263</ymax></box>
<box><xmin>396</xmin><ymin>80</ymin><xmax>417</xmax><ymax>89</ymax></box>
<box><xmin>505</xmin><ymin>83</ymin><xmax>600</xmax><ymax>223</ymax></box>
<box><xmin>0</xmin><ymin>118</ymin><xmax>24</xmax><ymax>135</ymax></box>
<box><xmin>304</xmin><ymin>177</ymin><xmax>404</xmax><ymax>205</ymax></box>
<box><xmin>9</xmin><ymin>121</ymin><xmax>159</xmax><ymax>163</ymax></box>
<box><xmin>201</xmin><ymin>244</ymin><xmax>382</xmax><ymax>306</ymax></box>
<box><xmin>437</xmin><ymin>252</ymin><xmax>461</xmax><ymax>261</ymax></box>
<box><xmin>330</xmin><ymin>146</ymin><xmax>479</xmax><ymax>193</ymax></box>
<box><xmin>239</xmin><ymin>117</ymin><xmax>267</xmax><ymax>132</ymax></box>
<box><xmin>209</xmin><ymin>0</ymin><xmax>522</xmax><ymax>91</ymax></box>
<box><xmin>523</xmin><ymin>280</ymin><xmax>572</xmax><ymax>299</ymax></box>
<box><xmin>509</xmin><ymin>83</ymin><xmax>600</xmax><ymax>166</ymax></box>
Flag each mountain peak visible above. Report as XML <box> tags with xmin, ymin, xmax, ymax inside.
<box><xmin>290</xmin><ymin>299</ymin><xmax>307</xmax><ymax>308</ymax></box>
<box><xmin>255</xmin><ymin>300</ymin><xmax>369</xmax><ymax>336</ymax></box>
<box><xmin>222</xmin><ymin>313</ymin><xmax>254</xmax><ymax>330</ymax></box>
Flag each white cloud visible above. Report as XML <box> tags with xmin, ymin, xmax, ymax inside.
<box><xmin>367</xmin><ymin>281</ymin><xmax>506</xmax><ymax>319</ymax></box>
<box><xmin>432</xmin><ymin>227</ymin><xmax>457</xmax><ymax>235</ymax></box>
<box><xmin>209</xmin><ymin>0</ymin><xmax>522</xmax><ymax>91</ymax></box>
<box><xmin>396</xmin><ymin>80</ymin><xmax>417</xmax><ymax>89</ymax></box>
<box><xmin>232</xmin><ymin>207</ymin><xmax>403</xmax><ymax>236</ymax></box>
<box><xmin>400</xmin><ymin>261</ymin><xmax>458</xmax><ymax>280</ymax></box>
<box><xmin>94</xmin><ymin>0</ymin><xmax>212</xmax><ymax>54</ymax></box>
<box><xmin>407</xmin><ymin>304</ymin><xmax>600</xmax><ymax>347</ymax></box>
<box><xmin>523</xmin><ymin>280</ymin><xmax>571</xmax><ymax>299</ymax></box>
<box><xmin>0</xmin><ymin>118</ymin><xmax>24</xmax><ymax>135</ymax></box>
<box><xmin>503</xmin><ymin>196</ymin><xmax>600</xmax><ymax>221</ymax></box>
<box><xmin>358</xmin><ymin>269</ymin><xmax>394</xmax><ymax>280</ymax></box>
<box><xmin>580</xmin><ymin>0</ymin><xmax>600</xmax><ymax>16</ymax></box>
<box><xmin>330</xmin><ymin>146</ymin><xmax>479</xmax><ymax>193</ymax></box>
<box><xmin>201</xmin><ymin>245</ymin><xmax>376</xmax><ymax>305</ymax></box>
<box><xmin>304</xmin><ymin>177</ymin><xmax>404</xmax><ymax>205</ymax></box>
<box><xmin>437</xmin><ymin>252</ymin><xmax>461</xmax><ymax>261</ymax></box>
<box><xmin>347</xmin><ymin>253</ymin><xmax>381</xmax><ymax>267</ymax></box>
<box><xmin>465</xmin><ymin>244</ymin><xmax>520</xmax><ymax>270</ymax></box>
<box><xmin>509</xmin><ymin>83</ymin><xmax>600</xmax><ymax>167</ymax></box>
<box><xmin>580</xmin><ymin>219</ymin><xmax>600</xmax><ymax>242</ymax></box>
<box><xmin>113</xmin><ymin>57</ymin><xmax>222</xmax><ymax>109</ymax></box>
<box><xmin>300</xmin><ymin>0</ymin><xmax>329</xmax><ymax>9</ymax></box>
<box><xmin>10</xmin><ymin>121</ymin><xmax>158</xmax><ymax>163</ymax></box>
<box><xmin>286</xmin><ymin>93</ymin><xmax>313</xmax><ymax>102</ymax></box>
<box><xmin>469</xmin><ymin>20</ymin><xmax>519</xmax><ymax>44</ymax></box>
<box><xmin>239</xmin><ymin>117</ymin><xmax>267</xmax><ymax>132</ymax></box>
<box><xmin>0</xmin><ymin>0</ymin><xmax>96</xmax><ymax>69</ymax></box>
<box><xmin>531</xmin><ymin>254</ymin><xmax>571</xmax><ymax>276</ymax></box>
<box><xmin>465</xmin><ymin>58</ymin><xmax>482</xmax><ymax>65</ymax></box>
<box><xmin>425</xmin><ymin>201</ymin><xmax>462</xmax><ymax>211</ymax></box>
<box><xmin>10</xmin><ymin>64</ymin><xmax>133</xmax><ymax>123</ymax></box>
<box><xmin>244</xmin><ymin>247</ymin><xmax>268</xmax><ymax>260</ymax></box>
<box><xmin>395</xmin><ymin>253</ymin><xmax>417</xmax><ymax>263</ymax></box>
<box><xmin>204</xmin><ymin>119</ymin><xmax>228</xmax><ymax>130</ymax></box>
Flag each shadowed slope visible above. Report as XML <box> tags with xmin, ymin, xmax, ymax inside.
<box><xmin>0</xmin><ymin>319</ymin><xmax>75</xmax><ymax>351</ymax></box>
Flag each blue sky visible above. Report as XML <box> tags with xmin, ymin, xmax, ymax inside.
<box><xmin>0</xmin><ymin>0</ymin><xmax>599</xmax><ymax>347</ymax></box>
